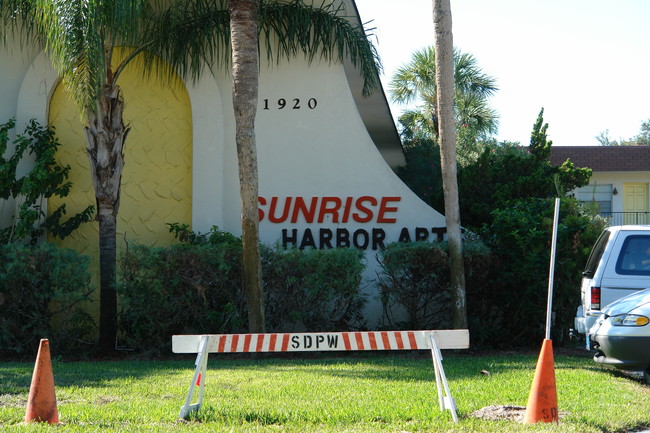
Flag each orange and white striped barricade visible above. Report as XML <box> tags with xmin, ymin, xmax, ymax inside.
<box><xmin>173</xmin><ymin>330</ymin><xmax>469</xmax><ymax>422</ymax></box>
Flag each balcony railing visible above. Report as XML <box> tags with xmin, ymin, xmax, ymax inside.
<box><xmin>599</xmin><ymin>212</ymin><xmax>650</xmax><ymax>226</ymax></box>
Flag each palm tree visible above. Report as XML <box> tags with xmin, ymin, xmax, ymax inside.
<box><xmin>1</xmin><ymin>0</ymin><xmax>159</xmax><ymax>352</ymax></box>
<box><xmin>1</xmin><ymin>0</ymin><xmax>380</xmax><ymax>346</ymax></box>
<box><xmin>390</xmin><ymin>46</ymin><xmax>498</xmax><ymax>143</ymax></box>
<box><xmin>432</xmin><ymin>0</ymin><xmax>467</xmax><ymax>329</ymax></box>
<box><xmin>150</xmin><ymin>0</ymin><xmax>381</xmax><ymax>333</ymax></box>
<box><xmin>228</xmin><ymin>0</ymin><xmax>265</xmax><ymax>332</ymax></box>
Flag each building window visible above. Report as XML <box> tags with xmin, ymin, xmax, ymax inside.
<box><xmin>574</xmin><ymin>184</ymin><xmax>613</xmax><ymax>214</ymax></box>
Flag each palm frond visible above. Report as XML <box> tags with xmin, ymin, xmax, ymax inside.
<box><xmin>6</xmin><ymin>0</ymin><xmax>151</xmax><ymax>115</ymax></box>
<box><xmin>144</xmin><ymin>0</ymin><xmax>231</xmax><ymax>85</ymax></box>
<box><xmin>259</xmin><ymin>0</ymin><xmax>381</xmax><ymax>96</ymax></box>
<box><xmin>390</xmin><ymin>46</ymin><xmax>498</xmax><ymax>107</ymax></box>
<box><xmin>27</xmin><ymin>0</ymin><xmax>102</xmax><ymax>114</ymax></box>
<box><xmin>390</xmin><ymin>46</ymin><xmax>437</xmax><ymax>105</ymax></box>
<box><xmin>100</xmin><ymin>0</ymin><xmax>149</xmax><ymax>43</ymax></box>
<box><xmin>453</xmin><ymin>51</ymin><xmax>498</xmax><ymax>98</ymax></box>
<box><xmin>0</xmin><ymin>1</ymin><xmax>40</xmax><ymax>50</ymax></box>
<box><xmin>4</xmin><ymin>0</ymin><xmax>381</xmax><ymax>112</ymax></box>
<box><xmin>399</xmin><ymin>108</ymin><xmax>437</xmax><ymax>141</ymax></box>
<box><xmin>455</xmin><ymin>93</ymin><xmax>499</xmax><ymax>135</ymax></box>
<box><xmin>149</xmin><ymin>0</ymin><xmax>381</xmax><ymax>97</ymax></box>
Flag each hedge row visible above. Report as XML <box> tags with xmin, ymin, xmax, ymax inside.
<box><xmin>118</xmin><ymin>239</ymin><xmax>367</xmax><ymax>354</ymax></box>
<box><xmin>0</xmin><ymin>243</ymin><xmax>94</xmax><ymax>356</ymax></box>
<box><xmin>0</xmin><ymin>206</ymin><xmax>598</xmax><ymax>356</ymax></box>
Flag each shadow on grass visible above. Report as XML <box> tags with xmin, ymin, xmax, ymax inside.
<box><xmin>0</xmin><ymin>359</ymin><xmax>191</xmax><ymax>395</ymax></box>
<box><xmin>194</xmin><ymin>352</ymin><xmax>548</xmax><ymax>382</ymax></box>
<box><xmin>0</xmin><ymin>351</ymin><xmax>601</xmax><ymax>397</ymax></box>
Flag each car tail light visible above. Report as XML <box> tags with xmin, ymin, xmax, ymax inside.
<box><xmin>591</xmin><ymin>287</ymin><xmax>601</xmax><ymax>310</ymax></box>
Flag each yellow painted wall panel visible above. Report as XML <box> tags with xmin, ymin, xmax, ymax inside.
<box><xmin>48</xmin><ymin>51</ymin><xmax>193</xmax><ymax>272</ymax></box>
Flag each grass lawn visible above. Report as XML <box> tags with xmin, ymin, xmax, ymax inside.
<box><xmin>1</xmin><ymin>350</ymin><xmax>649</xmax><ymax>432</ymax></box>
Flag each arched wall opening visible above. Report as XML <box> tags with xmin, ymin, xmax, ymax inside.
<box><xmin>47</xmin><ymin>50</ymin><xmax>194</xmax><ymax>256</ymax></box>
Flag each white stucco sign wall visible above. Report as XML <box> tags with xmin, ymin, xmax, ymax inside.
<box><xmin>252</xmin><ymin>58</ymin><xmax>446</xmax><ymax>250</ymax></box>
<box><xmin>1</xmin><ymin>0</ymin><xmax>447</xmax><ymax>324</ymax></box>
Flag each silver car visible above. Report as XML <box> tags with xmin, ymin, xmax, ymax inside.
<box><xmin>591</xmin><ymin>288</ymin><xmax>650</xmax><ymax>383</ymax></box>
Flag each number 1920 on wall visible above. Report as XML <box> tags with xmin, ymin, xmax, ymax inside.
<box><xmin>263</xmin><ymin>98</ymin><xmax>318</xmax><ymax>110</ymax></box>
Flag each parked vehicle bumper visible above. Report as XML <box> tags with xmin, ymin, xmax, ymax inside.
<box><xmin>592</xmin><ymin>334</ymin><xmax>650</xmax><ymax>370</ymax></box>
<box><xmin>574</xmin><ymin>310</ymin><xmax>587</xmax><ymax>335</ymax></box>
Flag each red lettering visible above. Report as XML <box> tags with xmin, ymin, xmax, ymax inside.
<box><xmin>261</xmin><ymin>196</ymin><xmax>401</xmax><ymax>224</ymax></box>
<box><xmin>342</xmin><ymin>197</ymin><xmax>353</xmax><ymax>223</ymax></box>
<box><xmin>353</xmin><ymin>196</ymin><xmax>377</xmax><ymax>223</ymax></box>
<box><xmin>258</xmin><ymin>196</ymin><xmax>267</xmax><ymax>221</ymax></box>
<box><xmin>291</xmin><ymin>197</ymin><xmax>318</xmax><ymax>223</ymax></box>
<box><xmin>269</xmin><ymin>197</ymin><xmax>292</xmax><ymax>223</ymax></box>
<box><xmin>318</xmin><ymin>197</ymin><xmax>342</xmax><ymax>223</ymax></box>
<box><xmin>377</xmin><ymin>197</ymin><xmax>400</xmax><ymax>223</ymax></box>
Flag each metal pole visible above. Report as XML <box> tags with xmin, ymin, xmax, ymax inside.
<box><xmin>545</xmin><ymin>198</ymin><xmax>561</xmax><ymax>340</ymax></box>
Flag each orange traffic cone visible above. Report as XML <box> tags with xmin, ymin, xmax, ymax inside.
<box><xmin>25</xmin><ymin>339</ymin><xmax>59</xmax><ymax>424</ymax></box>
<box><xmin>523</xmin><ymin>339</ymin><xmax>558</xmax><ymax>423</ymax></box>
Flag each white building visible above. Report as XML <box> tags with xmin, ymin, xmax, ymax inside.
<box><xmin>550</xmin><ymin>146</ymin><xmax>650</xmax><ymax>226</ymax></box>
<box><xmin>0</xmin><ymin>0</ymin><xmax>446</xmax><ymax>324</ymax></box>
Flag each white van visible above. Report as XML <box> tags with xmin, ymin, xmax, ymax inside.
<box><xmin>574</xmin><ymin>225</ymin><xmax>650</xmax><ymax>345</ymax></box>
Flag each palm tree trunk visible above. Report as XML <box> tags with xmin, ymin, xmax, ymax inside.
<box><xmin>97</xmin><ymin>211</ymin><xmax>117</xmax><ymax>351</ymax></box>
<box><xmin>84</xmin><ymin>84</ymin><xmax>129</xmax><ymax>352</ymax></box>
<box><xmin>229</xmin><ymin>0</ymin><xmax>265</xmax><ymax>333</ymax></box>
<box><xmin>432</xmin><ymin>0</ymin><xmax>467</xmax><ymax>329</ymax></box>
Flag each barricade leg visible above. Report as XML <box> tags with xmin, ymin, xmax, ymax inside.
<box><xmin>179</xmin><ymin>336</ymin><xmax>209</xmax><ymax>419</ymax></box>
<box><xmin>427</xmin><ymin>332</ymin><xmax>459</xmax><ymax>423</ymax></box>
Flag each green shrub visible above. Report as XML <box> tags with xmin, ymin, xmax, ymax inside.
<box><xmin>457</xmin><ymin>144</ymin><xmax>591</xmax><ymax>229</ymax></box>
<box><xmin>263</xmin><ymin>247</ymin><xmax>366</xmax><ymax>332</ymax></box>
<box><xmin>0</xmin><ymin>243</ymin><xmax>94</xmax><ymax>356</ymax></box>
<box><xmin>0</xmin><ymin>119</ymin><xmax>94</xmax><ymax>244</ymax></box>
<box><xmin>476</xmin><ymin>197</ymin><xmax>607</xmax><ymax>347</ymax></box>
<box><xmin>118</xmin><ymin>236</ymin><xmax>246</xmax><ymax>354</ymax></box>
<box><xmin>118</xmin><ymin>227</ymin><xmax>367</xmax><ymax>353</ymax></box>
<box><xmin>377</xmin><ymin>240</ymin><xmax>492</xmax><ymax>331</ymax></box>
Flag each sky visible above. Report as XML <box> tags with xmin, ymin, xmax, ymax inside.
<box><xmin>354</xmin><ymin>0</ymin><xmax>650</xmax><ymax>146</ymax></box>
